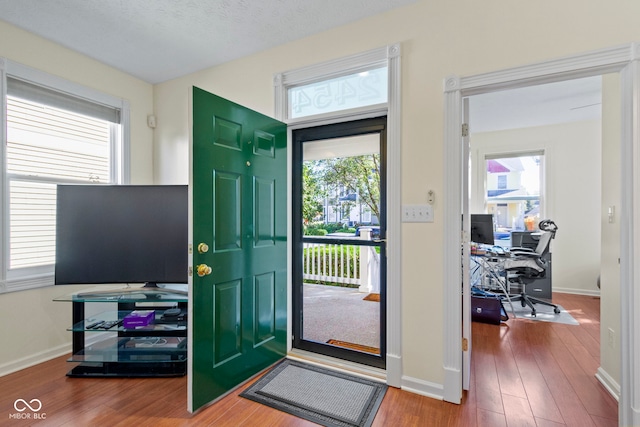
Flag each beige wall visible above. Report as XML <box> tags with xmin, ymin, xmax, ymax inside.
<box><xmin>154</xmin><ymin>0</ymin><xmax>640</xmax><ymax>391</ymax></box>
<box><xmin>0</xmin><ymin>20</ymin><xmax>154</xmax><ymax>374</ymax></box>
<box><xmin>470</xmin><ymin>119</ymin><xmax>602</xmax><ymax>295</ymax></box>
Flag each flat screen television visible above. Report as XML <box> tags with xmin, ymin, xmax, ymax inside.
<box><xmin>55</xmin><ymin>185</ymin><xmax>188</xmax><ymax>293</ymax></box>
<box><xmin>470</xmin><ymin>214</ymin><xmax>495</xmax><ymax>245</ymax></box>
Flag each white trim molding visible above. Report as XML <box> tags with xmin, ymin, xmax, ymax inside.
<box><xmin>275</xmin><ymin>43</ymin><xmax>403</xmax><ymax>387</ymax></box>
<box><xmin>401</xmin><ymin>374</ymin><xmax>445</xmax><ymax>401</ymax></box>
<box><xmin>0</xmin><ymin>343</ymin><xmax>69</xmax><ymax>377</ymax></box>
<box><xmin>443</xmin><ymin>42</ymin><xmax>640</xmax><ymax>426</ymax></box>
<box><xmin>596</xmin><ymin>366</ymin><xmax>621</xmax><ymax>402</ymax></box>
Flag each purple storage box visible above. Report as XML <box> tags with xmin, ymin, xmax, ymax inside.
<box><xmin>123</xmin><ymin>310</ymin><xmax>155</xmax><ymax>328</ymax></box>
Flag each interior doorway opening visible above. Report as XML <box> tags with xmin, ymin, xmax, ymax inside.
<box><xmin>461</xmin><ymin>73</ymin><xmax>620</xmax><ymax>406</ymax></box>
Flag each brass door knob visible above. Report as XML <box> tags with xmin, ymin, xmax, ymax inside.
<box><xmin>196</xmin><ymin>264</ymin><xmax>212</xmax><ymax>277</ymax></box>
<box><xmin>197</xmin><ymin>242</ymin><xmax>209</xmax><ymax>254</ymax></box>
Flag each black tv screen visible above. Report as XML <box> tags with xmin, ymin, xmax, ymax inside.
<box><xmin>470</xmin><ymin>214</ymin><xmax>495</xmax><ymax>245</ymax></box>
<box><xmin>55</xmin><ymin>185</ymin><xmax>188</xmax><ymax>286</ymax></box>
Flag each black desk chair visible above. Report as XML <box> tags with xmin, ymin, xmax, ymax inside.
<box><xmin>504</xmin><ymin>220</ymin><xmax>560</xmax><ymax>316</ymax></box>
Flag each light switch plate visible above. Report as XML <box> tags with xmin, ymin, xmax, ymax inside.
<box><xmin>402</xmin><ymin>204</ymin><xmax>433</xmax><ymax>222</ymax></box>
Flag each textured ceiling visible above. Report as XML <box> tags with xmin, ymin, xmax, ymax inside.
<box><xmin>0</xmin><ymin>0</ymin><xmax>417</xmax><ymax>84</ymax></box>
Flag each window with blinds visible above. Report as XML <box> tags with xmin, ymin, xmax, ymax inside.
<box><xmin>5</xmin><ymin>77</ymin><xmax>121</xmax><ymax>273</ymax></box>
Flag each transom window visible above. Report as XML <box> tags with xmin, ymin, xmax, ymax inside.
<box><xmin>287</xmin><ymin>66</ymin><xmax>388</xmax><ymax>120</ymax></box>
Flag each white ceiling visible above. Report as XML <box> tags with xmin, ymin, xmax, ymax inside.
<box><xmin>0</xmin><ymin>0</ymin><xmax>417</xmax><ymax>84</ymax></box>
<box><xmin>0</xmin><ymin>1</ymin><xmax>602</xmax><ymax>130</ymax></box>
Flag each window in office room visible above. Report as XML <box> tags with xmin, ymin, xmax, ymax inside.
<box><xmin>485</xmin><ymin>153</ymin><xmax>543</xmax><ymax>233</ymax></box>
<box><xmin>2</xmin><ymin>68</ymin><xmax>128</xmax><ymax>292</ymax></box>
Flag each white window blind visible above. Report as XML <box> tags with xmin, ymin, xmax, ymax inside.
<box><xmin>6</xmin><ymin>85</ymin><xmax>118</xmax><ymax>271</ymax></box>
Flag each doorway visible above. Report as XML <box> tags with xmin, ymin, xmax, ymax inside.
<box><xmin>465</xmin><ymin>75</ymin><xmax>612</xmax><ymax>391</ymax></box>
<box><xmin>442</xmin><ymin>45</ymin><xmax>634</xmax><ymax>421</ymax></box>
<box><xmin>292</xmin><ymin>117</ymin><xmax>387</xmax><ymax>369</ymax></box>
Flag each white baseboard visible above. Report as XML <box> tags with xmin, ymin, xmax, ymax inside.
<box><xmin>553</xmin><ymin>288</ymin><xmax>601</xmax><ymax>297</ymax></box>
<box><xmin>401</xmin><ymin>375</ymin><xmax>444</xmax><ymax>401</ymax></box>
<box><xmin>0</xmin><ymin>343</ymin><xmax>70</xmax><ymax>377</ymax></box>
<box><xmin>595</xmin><ymin>366</ymin><xmax>620</xmax><ymax>401</ymax></box>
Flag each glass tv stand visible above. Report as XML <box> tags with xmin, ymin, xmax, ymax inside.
<box><xmin>54</xmin><ymin>287</ymin><xmax>188</xmax><ymax>377</ymax></box>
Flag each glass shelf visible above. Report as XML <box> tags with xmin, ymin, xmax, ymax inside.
<box><xmin>69</xmin><ymin>336</ymin><xmax>187</xmax><ymax>364</ymax></box>
<box><xmin>55</xmin><ymin>286</ymin><xmax>188</xmax><ymax>377</ymax></box>
<box><xmin>70</xmin><ymin>310</ymin><xmax>186</xmax><ymax>332</ymax></box>
<box><xmin>54</xmin><ymin>285</ymin><xmax>188</xmax><ymax>303</ymax></box>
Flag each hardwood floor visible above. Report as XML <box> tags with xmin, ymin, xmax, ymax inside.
<box><xmin>1</xmin><ymin>293</ymin><xmax>617</xmax><ymax>426</ymax></box>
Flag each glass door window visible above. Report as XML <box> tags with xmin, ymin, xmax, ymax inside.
<box><xmin>292</xmin><ymin>117</ymin><xmax>387</xmax><ymax>369</ymax></box>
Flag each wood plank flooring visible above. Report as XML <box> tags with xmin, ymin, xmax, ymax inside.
<box><xmin>1</xmin><ymin>293</ymin><xmax>617</xmax><ymax>426</ymax></box>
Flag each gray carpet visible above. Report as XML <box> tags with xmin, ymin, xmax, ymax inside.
<box><xmin>504</xmin><ymin>301</ymin><xmax>579</xmax><ymax>325</ymax></box>
<box><xmin>240</xmin><ymin>359</ymin><xmax>387</xmax><ymax>427</ymax></box>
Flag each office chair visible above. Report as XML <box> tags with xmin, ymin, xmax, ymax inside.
<box><xmin>503</xmin><ymin>219</ymin><xmax>561</xmax><ymax>316</ymax></box>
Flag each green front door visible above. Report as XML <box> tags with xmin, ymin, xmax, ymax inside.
<box><xmin>190</xmin><ymin>87</ymin><xmax>287</xmax><ymax>412</ymax></box>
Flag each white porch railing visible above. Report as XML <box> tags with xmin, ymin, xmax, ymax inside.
<box><xmin>302</xmin><ymin>229</ymin><xmax>380</xmax><ymax>293</ymax></box>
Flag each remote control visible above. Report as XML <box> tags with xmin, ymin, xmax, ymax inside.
<box><xmin>99</xmin><ymin>320</ymin><xmax>122</xmax><ymax>329</ymax></box>
<box><xmin>86</xmin><ymin>320</ymin><xmax>104</xmax><ymax>329</ymax></box>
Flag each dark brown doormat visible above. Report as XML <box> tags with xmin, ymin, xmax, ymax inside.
<box><xmin>326</xmin><ymin>339</ymin><xmax>381</xmax><ymax>355</ymax></box>
<box><xmin>240</xmin><ymin>359</ymin><xmax>387</xmax><ymax>427</ymax></box>
<box><xmin>362</xmin><ymin>293</ymin><xmax>380</xmax><ymax>302</ymax></box>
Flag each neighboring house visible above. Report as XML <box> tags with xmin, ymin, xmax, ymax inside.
<box><xmin>485</xmin><ymin>157</ymin><xmax>540</xmax><ymax>231</ymax></box>
<box><xmin>324</xmin><ymin>188</ymin><xmax>378</xmax><ymax>226</ymax></box>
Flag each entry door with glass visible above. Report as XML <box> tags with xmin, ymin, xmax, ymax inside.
<box><xmin>292</xmin><ymin>117</ymin><xmax>387</xmax><ymax>369</ymax></box>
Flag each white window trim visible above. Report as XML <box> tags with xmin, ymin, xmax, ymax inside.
<box><xmin>274</xmin><ymin>44</ymin><xmax>404</xmax><ymax>389</ymax></box>
<box><xmin>0</xmin><ymin>58</ymin><xmax>131</xmax><ymax>293</ymax></box>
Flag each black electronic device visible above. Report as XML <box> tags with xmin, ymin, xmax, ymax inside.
<box><xmin>470</xmin><ymin>214</ymin><xmax>495</xmax><ymax>245</ymax></box>
<box><xmin>85</xmin><ymin>320</ymin><xmax>104</xmax><ymax>329</ymax></box>
<box><xmin>162</xmin><ymin>308</ymin><xmax>182</xmax><ymax>317</ymax></box>
<box><xmin>54</xmin><ymin>185</ymin><xmax>188</xmax><ymax>292</ymax></box>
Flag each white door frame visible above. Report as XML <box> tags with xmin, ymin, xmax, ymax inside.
<box><xmin>443</xmin><ymin>42</ymin><xmax>640</xmax><ymax>425</ymax></box>
<box><xmin>273</xmin><ymin>44</ymin><xmax>403</xmax><ymax>387</ymax></box>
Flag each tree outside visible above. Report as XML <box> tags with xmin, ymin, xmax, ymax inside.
<box><xmin>303</xmin><ymin>153</ymin><xmax>380</xmax><ymax>235</ymax></box>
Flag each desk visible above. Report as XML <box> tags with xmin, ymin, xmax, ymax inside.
<box><xmin>470</xmin><ymin>250</ymin><xmax>510</xmax><ymax>294</ymax></box>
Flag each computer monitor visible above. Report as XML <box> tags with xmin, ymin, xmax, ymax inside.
<box><xmin>470</xmin><ymin>214</ymin><xmax>495</xmax><ymax>245</ymax></box>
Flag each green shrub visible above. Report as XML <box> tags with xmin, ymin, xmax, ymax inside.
<box><xmin>304</xmin><ymin>222</ymin><xmax>328</xmax><ymax>236</ymax></box>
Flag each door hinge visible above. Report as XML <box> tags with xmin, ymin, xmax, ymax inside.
<box><xmin>462</xmin><ymin>337</ymin><xmax>468</xmax><ymax>351</ymax></box>
<box><xmin>461</xmin><ymin>123</ymin><xmax>469</xmax><ymax>137</ymax></box>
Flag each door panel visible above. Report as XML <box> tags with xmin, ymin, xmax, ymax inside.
<box><xmin>214</xmin><ymin>171</ymin><xmax>242</xmax><ymax>251</ymax></box>
<box><xmin>254</xmin><ymin>177</ymin><xmax>275</xmax><ymax>247</ymax></box>
<box><xmin>213</xmin><ymin>280</ymin><xmax>242</xmax><ymax>365</ymax></box>
<box><xmin>191</xmin><ymin>87</ymin><xmax>287</xmax><ymax>411</ymax></box>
